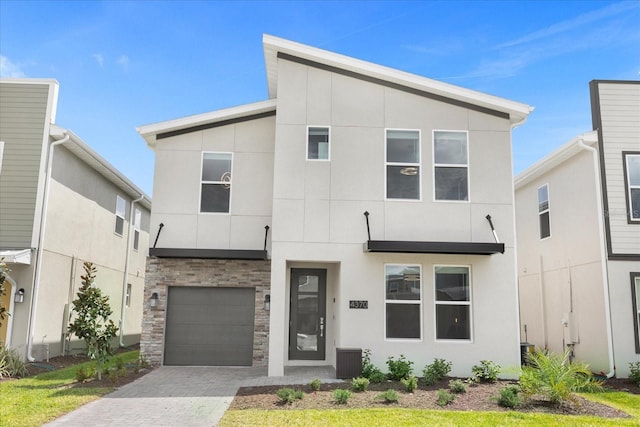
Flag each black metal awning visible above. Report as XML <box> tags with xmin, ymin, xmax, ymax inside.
<box><xmin>149</xmin><ymin>248</ymin><xmax>268</xmax><ymax>260</ymax></box>
<box><xmin>363</xmin><ymin>240</ymin><xmax>504</xmax><ymax>255</ymax></box>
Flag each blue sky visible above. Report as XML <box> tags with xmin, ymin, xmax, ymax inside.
<box><xmin>1</xmin><ymin>0</ymin><xmax>638</xmax><ymax>196</ymax></box>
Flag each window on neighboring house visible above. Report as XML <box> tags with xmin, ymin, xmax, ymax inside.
<box><xmin>133</xmin><ymin>208</ymin><xmax>141</xmax><ymax>250</ymax></box>
<box><xmin>386</xmin><ymin>130</ymin><xmax>420</xmax><ymax>200</ymax></box>
<box><xmin>632</xmin><ymin>273</ymin><xmax>640</xmax><ymax>354</ymax></box>
<box><xmin>0</xmin><ymin>141</ymin><xmax>5</xmax><ymax>174</ymax></box>
<box><xmin>201</xmin><ymin>152</ymin><xmax>232</xmax><ymax>213</ymax></box>
<box><xmin>538</xmin><ymin>184</ymin><xmax>550</xmax><ymax>239</ymax></box>
<box><xmin>307</xmin><ymin>127</ymin><xmax>330</xmax><ymax>160</ymax></box>
<box><xmin>125</xmin><ymin>283</ymin><xmax>132</xmax><ymax>308</ymax></box>
<box><xmin>434</xmin><ymin>131</ymin><xmax>468</xmax><ymax>201</ymax></box>
<box><xmin>624</xmin><ymin>153</ymin><xmax>640</xmax><ymax>222</ymax></box>
<box><xmin>385</xmin><ymin>264</ymin><xmax>421</xmax><ymax>340</ymax></box>
<box><xmin>435</xmin><ymin>266</ymin><xmax>471</xmax><ymax>340</ymax></box>
<box><xmin>115</xmin><ymin>195</ymin><xmax>126</xmax><ymax>236</ymax></box>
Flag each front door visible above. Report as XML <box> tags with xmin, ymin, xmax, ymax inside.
<box><xmin>289</xmin><ymin>268</ymin><xmax>326</xmax><ymax>360</ymax></box>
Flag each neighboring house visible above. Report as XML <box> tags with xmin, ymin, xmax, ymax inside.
<box><xmin>0</xmin><ymin>79</ymin><xmax>151</xmax><ymax>361</ymax></box>
<box><xmin>515</xmin><ymin>80</ymin><xmax>640</xmax><ymax>378</ymax></box>
<box><xmin>138</xmin><ymin>35</ymin><xmax>532</xmax><ymax>377</ymax></box>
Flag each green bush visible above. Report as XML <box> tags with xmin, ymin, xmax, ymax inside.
<box><xmin>449</xmin><ymin>379</ymin><xmax>466</xmax><ymax>394</ymax></box>
<box><xmin>276</xmin><ymin>388</ymin><xmax>304</xmax><ymax>404</ymax></box>
<box><xmin>401</xmin><ymin>375</ymin><xmax>418</xmax><ymax>392</ymax></box>
<box><xmin>369</xmin><ymin>370</ymin><xmax>386</xmax><ymax>383</ymax></box>
<box><xmin>376</xmin><ymin>389</ymin><xmax>399</xmax><ymax>403</ymax></box>
<box><xmin>436</xmin><ymin>389</ymin><xmax>455</xmax><ymax>406</ymax></box>
<box><xmin>471</xmin><ymin>360</ymin><xmax>500</xmax><ymax>383</ymax></box>
<box><xmin>630</xmin><ymin>362</ymin><xmax>640</xmax><ymax>387</ymax></box>
<box><xmin>519</xmin><ymin>349</ymin><xmax>603</xmax><ymax>405</ymax></box>
<box><xmin>75</xmin><ymin>365</ymin><xmax>96</xmax><ymax>382</ymax></box>
<box><xmin>496</xmin><ymin>385</ymin><xmax>521</xmax><ymax>408</ymax></box>
<box><xmin>386</xmin><ymin>354</ymin><xmax>414</xmax><ymax>381</ymax></box>
<box><xmin>114</xmin><ymin>357</ymin><xmax>125</xmax><ymax>370</ymax></box>
<box><xmin>309</xmin><ymin>378</ymin><xmax>321</xmax><ymax>391</ymax></box>
<box><xmin>0</xmin><ymin>347</ymin><xmax>28</xmax><ymax>378</ymax></box>
<box><xmin>333</xmin><ymin>388</ymin><xmax>352</xmax><ymax>404</ymax></box>
<box><xmin>361</xmin><ymin>349</ymin><xmax>385</xmax><ymax>382</ymax></box>
<box><xmin>422</xmin><ymin>358</ymin><xmax>452</xmax><ymax>386</ymax></box>
<box><xmin>351</xmin><ymin>376</ymin><xmax>370</xmax><ymax>392</ymax></box>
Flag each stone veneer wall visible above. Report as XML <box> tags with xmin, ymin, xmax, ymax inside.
<box><xmin>140</xmin><ymin>257</ymin><xmax>271</xmax><ymax>366</ymax></box>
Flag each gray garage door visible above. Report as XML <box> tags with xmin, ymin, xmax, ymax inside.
<box><xmin>164</xmin><ymin>287</ymin><xmax>255</xmax><ymax>366</ymax></box>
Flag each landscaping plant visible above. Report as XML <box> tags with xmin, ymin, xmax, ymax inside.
<box><xmin>449</xmin><ymin>379</ymin><xmax>466</xmax><ymax>394</ymax></box>
<box><xmin>496</xmin><ymin>385</ymin><xmax>521</xmax><ymax>408</ymax></box>
<box><xmin>68</xmin><ymin>262</ymin><xmax>119</xmax><ymax>380</ymax></box>
<box><xmin>471</xmin><ymin>360</ymin><xmax>501</xmax><ymax>383</ymax></box>
<box><xmin>333</xmin><ymin>388</ymin><xmax>352</xmax><ymax>404</ymax></box>
<box><xmin>0</xmin><ymin>258</ymin><xmax>10</xmax><ymax>328</ymax></box>
<box><xmin>436</xmin><ymin>389</ymin><xmax>456</xmax><ymax>406</ymax></box>
<box><xmin>423</xmin><ymin>358</ymin><xmax>452</xmax><ymax>386</ymax></box>
<box><xmin>630</xmin><ymin>362</ymin><xmax>640</xmax><ymax>387</ymax></box>
<box><xmin>361</xmin><ymin>349</ymin><xmax>385</xmax><ymax>382</ymax></box>
<box><xmin>75</xmin><ymin>365</ymin><xmax>95</xmax><ymax>382</ymax></box>
<box><xmin>401</xmin><ymin>375</ymin><xmax>418</xmax><ymax>392</ymax></box>
<box><xmin>276</xmin><ymin>388</ymin><xmax>304</xmax><ymax>404</ymax></box>
<box><xmin>376</xmin><ymin>389</ymin><xmax>399</xmax><ymax>403</ymax></box>
<box><xmin>519</xmin><ymin>348</ymin><xmax>603</xmax><ymax>405</ymax></box>
<box><xmin>0</xmin><ymin>346</ymin><xmax>28</xmax><ymax>378</ymax></box>
<box><xmin>309</xmin><ymin>378</ymin><xmax>321</xmax><ymax>391</ymax></box>
<box><xmin>386</xmin><ymin>354</ymin><xmax>414</xmax><ymax>380</ymax></box>
<box><xmin>351</xmin><ymin>376</ymin><xmax>370</xmax><ymax>392</ymax></box>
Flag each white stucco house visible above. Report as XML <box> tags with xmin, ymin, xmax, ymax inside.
<box><xmin>0</xmin><ymin>79</ymin><xmax>151</xmax><ymax>361</ymax></box>
<box><xmin>515</xmin><ymin>80</ymin><xmax>640</xmax><ymax>378</ymax></box>
<box><xmin>138</xmin><ymin>35</ymin><xmax>532</xmax><ymax>377</ymax></box>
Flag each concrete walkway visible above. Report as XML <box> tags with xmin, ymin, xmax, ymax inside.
<box><xmin>45</xmin><ymin>366</ymin><xmax>343</xmax><ymax>427</ymax></box>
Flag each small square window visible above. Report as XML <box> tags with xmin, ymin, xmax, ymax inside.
<box><xmin>307</xmin><ymin>127</ymin><xmax>330</xmax><ymax>160</ymax></box>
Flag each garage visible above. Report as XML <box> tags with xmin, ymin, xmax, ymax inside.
<box><xmin>163</xmin><ymin>287</ymin><xmax>256</xmax><ymax>366</ymax></box>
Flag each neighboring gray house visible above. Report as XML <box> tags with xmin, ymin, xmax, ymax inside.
<box><xmin>138</xmin><ymin>35</ymin><xmax>532</xmax><ymax>377</ymax></box>
<box><xmin>515</xmin><ymin>80</ymin><xmax>640</xmax><ymax>378</ymax></box>
<box><xmin>0</xmin><ymin>79</ymin><xmax>151</xmax><ymax>360</ymax></box>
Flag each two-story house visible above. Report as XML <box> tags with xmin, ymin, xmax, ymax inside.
<box><xmin>515</xmin><ymin>80</ymin><xmax>640</xmax><ymax>378</ymax></box>
<box><xmin>0</xmin><ymin>79</ymin><xmax>151</xmax><ymax>361</ymax></box>
<box><xmin>138</xmin><ymin>35</ymin><xmax>532</xmax><ymax>377</ymax></box>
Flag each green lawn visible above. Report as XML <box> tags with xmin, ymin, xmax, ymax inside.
<box><xmin>0</xmin><ymin>350</ymin><xmax>140</xmax><ymax>427</ymax></box>
<box><xmin>219</xmin><ymin>392</ymin><xmax>640</xmax><ymax>427</ymax></box>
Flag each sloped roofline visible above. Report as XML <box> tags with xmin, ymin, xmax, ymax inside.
<box><xmin>514</xmin><ymin>130</ymin><xmax>598</xmax><ymax>189</ymax></box>
<box><xmin>263</xmin><ymin>34</ymin><xmax>533</xmax><ymax>125</ymax></box>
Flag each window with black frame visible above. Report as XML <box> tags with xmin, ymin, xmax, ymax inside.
<box><xmin>435</xmin><ymin>266</ymin><xmax>471</xmax><ymax>340</ymax></box>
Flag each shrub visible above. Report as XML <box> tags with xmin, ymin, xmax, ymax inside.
<box><xmin>436</xmin><ymin>389</ymin><xmax>455</xmax><ymax>406</ymax></box>
<box><xmin>423</xmin><ymin>358</ymin><xmax>452</xmax><ymax>386</ymax></box>
<box><xmin>333</xmin><ymin>388</ymin><xmax>352</xmax><ymax>404</ymax></box>
<box><xmin>630</xmin><ymin>362</ymin><xmax>640</xmax><ymax>387</ymax></box>
<box><xmin>449</xmin><ymin>379</ymin><xmax>466</xmax><ymax>394</ymax></box>
<box><xmin>108</xmin><ymin>368</ymin><xmax>121</xmax><ymax>384</ymax></box>
<box><xmin>0</xmin><ymin>347</ymin><xmax>28</xmax><ymax>378</ymax></box>
<box><xmin>401</xmin><ymin>375</ymin><xmax>418</xmax><ymax>392</ymax></box>
<box><xmin>471</xmin><ymin>360</ymin><xmax>500</xmax><ymax>383</ymax></box>
<box><xmin>114</xmin><ymin>357</ymin><xmax>125</xmax><ymax>370</ymax></box>
<box><xmin>361</xmin><ymin>349</ymin><xmax>385</xmax><ymax>382</ymax></box>
<box><xmin>276</xmin><ymin>388</ymin><xmax>304</xmax><ymax>404</ymax></box>
<box><xmin>386</xmin><ymin>354</ymin><xmax>414</xmax><ymax>381</ymax></box>
<box><xmin>75</xmin><ymin>366</ymin><xmax>95</xmax><ymax>382</ymax></box>
<box><xmin>376</xmin><ymin>389</ymin><xmax>399</xmax><ymax>403</ymax></box>
<box><xmin>519</xmin><ymin>348</ymin><xmax>603</xmax><ymax>405</ymax></box>
<box><xmin>351</xmin><ymin>376</ymin><xmax>370</xmax><ymax>392</ymax></box>
<box><xmin>0</xmin><ymin>259</ymin><xmax>10</xmax><ymax>329</ymax></box>
<box><xmin>496</xmin><ymin>385</ymin><xmax>521</xmax><ymax>408</ymax></box>
<box><xmin>369</xmin><ymin>370</ymin><xmax>386</xmax><ymax>384</ymax></box>
<box><xmin>309</xmin><ymin>378</ymin><xmax>321</xmax><ymax>391</ymax></box>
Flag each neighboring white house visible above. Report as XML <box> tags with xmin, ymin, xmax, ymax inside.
<box><xmin>515</xmin><ymin>80</ymin><xmax>640</xmax><ymax>378</ymax></box>
<box><xmin>138</xmin><ymin>35</ymin><xmax>532</xmax><ymax>377</ymax></box>
<box><xmin>0</xmin><ymin>79</ymin><xmax>151</xmax><ymax>361</ymax></box>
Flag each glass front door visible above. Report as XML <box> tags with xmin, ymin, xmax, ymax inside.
<box><xmin>289</xmin><ymin>268</ymin><xmax>326</xmax><ymax>360</ymax></box>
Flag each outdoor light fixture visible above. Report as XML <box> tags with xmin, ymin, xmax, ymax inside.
<box><xmin>14</xmin><ymin>288</ymin><xmax>25</xmax><ymax>303</ymax></box>
<box><xmin>264</xmin><ymin>294</ymin><xmax>271</xmax><ymax>311</ymax></box>
<box><xmin>150</xmin><ymin>292</ymin><xmax>159</xmax><ymax>308</ymax></box>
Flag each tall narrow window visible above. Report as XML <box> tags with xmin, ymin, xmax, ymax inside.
<box><xmin>385</xmin><ymin>265</ymin><xmax>421</xmax><ymax>339</ymax></box>
<box><xmin>624</xmin><ymin>153</ymin><xmax>640</xmax><ymax>222</ymax></box>
<box><xmin>631</xmin><ymin>273</ymin><xmax>640</xmax><ymax>353</ymax></box>
<box><xmin>434</xmin><ymin>131</ymin><xmax>468</xmax><ymax>201</ymax></box>
<box><xmin>307</xmin><ymin>127</ymin><xmax>330</xmax><ymax>160</ymax></box>
<box><xmin>0</xmin><ymin>141</ymin><xmax>5</xmax><ymax>174</ymax></box>
<box><xmin>115</xmin><ymin>195</ymin><xmax>126</xmax><ymax>236</ymax></box>
<box><xmin>125</xmin><ymin>283</ymin><xmax>132</xmax><ymax>307</ymax></box>
<box><xmin>538</xmin><ymin>184</ymin><xmax>550</xmax><ymax>239</ymax></box>
<box><xmin>201</xmin><ymin>152</ymin><xmax>232</xmax><ymax>213</ymax></box>
<box><xmin>133</xmin><ymin>208</ymin><xmax>141</xmax><ymax>250</ymax></box>
<box><xmin>435</xmin><ymin>266</ymin><xmax>471</xmax><ymax>340</ymax></box>
<box><xmin>386</xmin><ymin>130</ymin><xmax>420</xmax><ymax>200</ymax></box>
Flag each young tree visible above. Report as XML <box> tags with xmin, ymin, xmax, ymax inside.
<box><xmin>0</xmin><ymin>258</ymin><xmax>9</xmax><ymax>329</ymax></box>
<box><xmin>68</xmin><ymin>262</ymin><xmax>118</xmax><ymax>380</ymax></box>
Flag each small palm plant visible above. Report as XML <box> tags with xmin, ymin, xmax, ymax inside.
<box><xmin>519</xmin><ymin>348</ymin><xmax>603</xmax><ymax>405</ymax></box>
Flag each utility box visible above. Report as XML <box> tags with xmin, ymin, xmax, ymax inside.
<box><xmin>336</xmin><ymin>348</ymin><xmax>362</xmax><ymax>379</ymax></box>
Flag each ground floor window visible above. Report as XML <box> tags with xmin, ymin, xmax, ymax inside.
<box><xmin>385</xmin><ymin>264</ymin><xmax>421</xmax><ymax>340</ymax></box>
<box><xmin>434</xmin><ymin>266</ymin><xmax>471</xmax><ymax>340</ymax></box>
<box><xmin>632</xmin><ymin>272</ymin><xmax>640</xmax><ymax>353</ymax></box>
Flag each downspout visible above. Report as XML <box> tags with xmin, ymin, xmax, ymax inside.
<box><xmin>119</xmin><ymin>194</ymin><xmax>144</xmax><ymax>347</ymax></box>
<box><xmin>577</xmin><ymin>137</ymin><xmax>615</xmax><ymax>378</ymax></box>
<box><xmin>27</xmin><ymin>133</ymin><xmax>70</xmax><ymax>361</ymax></box>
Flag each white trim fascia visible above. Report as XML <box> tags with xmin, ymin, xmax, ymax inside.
<box><xmin>514</xmin><ymin>131</ymin><xmax>598</xmax><ymax>190</ymax></box>
<box><xmin>263</xmin><ymin>34</ymin><xmax>533</xmax><ymax>124</ymax></box>
<box><xmin>136</xmin><ymin>99</ymin><xmax>277</xmax><ymax>148</ymax></box>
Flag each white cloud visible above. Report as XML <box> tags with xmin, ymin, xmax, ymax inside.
<box><xmin>117</xmin><ymin>55</ymin><xmax>130</xmax><ymax>70</ymax></box>
<box><xmin>0</xmin><ymin>55</ymin><xmax>26</xmax><ymax>77</ymax></box>
<box><xmin>93</xmin><ymin>53</ymin><xmax>105</xmax><ymax>68</ymax></box>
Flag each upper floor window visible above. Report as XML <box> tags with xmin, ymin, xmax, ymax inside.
<box><xmin>435</xmin><ymin>266</ymin><xmax>472</xmax><ymax>341</ymax></box>
<box><xmin>307</xmin><ymin>127</ymin><xmax>330</xmax><ymax>160</ymax></box>
<box><xmin>133</xmin><ymin>208</ymin><xmax>141</xmax><ymax>250</ymax></box>
<box><xmin>434</xmin><ymin>131</ymin><xmax>468</xmax><ymax>201</ymax></box>
<box><xmin>385</xmin><ymin>264</ymin><xmax>421</xmax><ymax>340</ymax></box>
<box><xmin>538</xmin><ymin>184</ymin><xmax>550</xmax><ymax>239</ymax></box>
<box><xmin>201</xmin><ymin>152</ymin><xmax>232</xmax><ymax>213</ymax></box>
<box><xmin>624</xmin><ymin>153</ymin><xmax>640</xmax><ymax>222</ymax></box>
<box><xmin>115</xmin><ymin>195</ymin><xmax>126</xmax><ymax>236</ymax></box>
<box><xmin>632</xmin><ymin>273</ymin><xmax>640</xmax><ymax>353</ymax></box>
<box><xmin>386</xmin><ymin>130</ymin><xmax>420</xmax><ymax>200</ymax></box>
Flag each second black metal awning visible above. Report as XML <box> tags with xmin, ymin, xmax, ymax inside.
<box><xmin>363</xmin><ymin>240</ymin><xmax>504</xmax><ymax>255</ymax></box>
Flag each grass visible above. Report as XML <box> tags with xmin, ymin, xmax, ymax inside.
<box><xmin>0</xmin><ymin>350</ymin><xmax>140</xmax><ymax>426</ymax></box>
<box><xmin>219</xmin><ymin>391</ymin><xmax>640</xmax><ymax>427</ymax></box>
